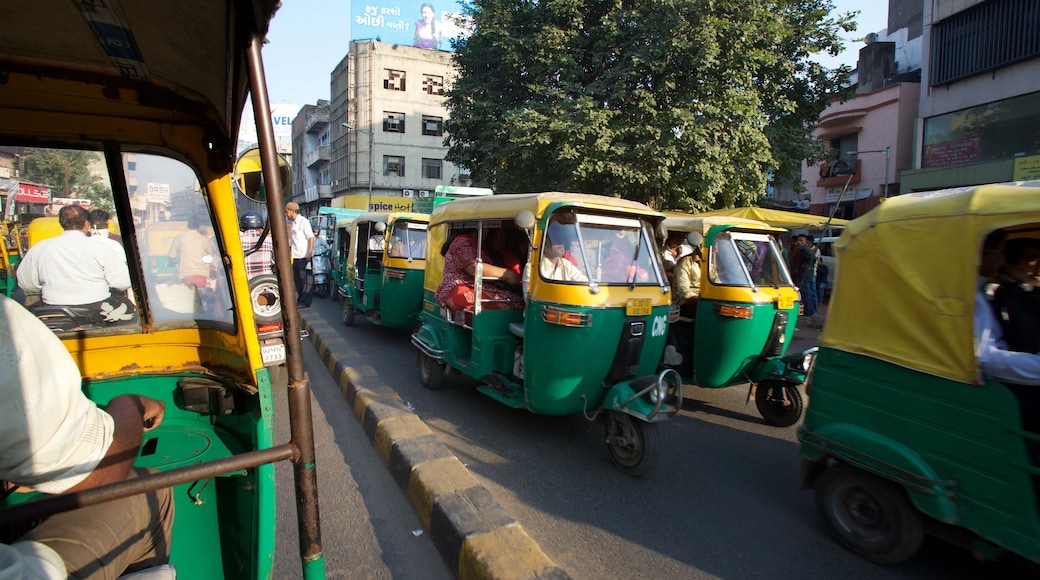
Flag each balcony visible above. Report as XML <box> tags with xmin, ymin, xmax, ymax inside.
<box><xmin>304</xmin><ymin>146</ymin><xmax>330</xmax><ymax>168</ymax></box>
<box><xmin>816</xmin><ymin>159</ymin><xmax>861</xmax><ymax>187</ymax></box>
<box><xmin>305</xmin><ymin>110</ymin><xmax>330</xmax><ymax>134</ymax></box>
<box><xmin>304</xmin><ymin>184</ymin><xmax>333</xmax><ymax>202</ymax></box>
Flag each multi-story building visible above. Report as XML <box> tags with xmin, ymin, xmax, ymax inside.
<box><xmin>801</xmin><ymin>0</ymin><xmax>924</xmax><ymax>219</ymax></box>
<box><xmin>291</xmin><ymin>100</ymin><xmax>332</xmax><ymax>216</ymax></box>
<box><xmin>329</xmin><ymin>40</ymin><xmax>467</xmax><ymax>211</ymax></box>
<box><xmin>901</xmin><ymin>0</ymin><xmax>1040</xmax><ymax>191</ymax></box>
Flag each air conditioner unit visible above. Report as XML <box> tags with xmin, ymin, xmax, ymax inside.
<box><xmin>402</xmin><ymin>189</ymin><xmax>414</xmax><ymax>197</ymax></box>
<box><xmin>418</xmin><ymin>190</ymin><xmax>430</xmax><ymax>198</ymax></box>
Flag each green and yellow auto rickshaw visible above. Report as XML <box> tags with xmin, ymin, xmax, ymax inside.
<box><xmin>0</xmin><ymin>221</ymin><xmax>22</xmax><ymax>298</ymax></box>
<box><xmin>339</xmin><ymin>211</ymin><xmax>430</xmax><ymax>327</ymax></box>
<box><xmin>798</xmin><ymin>182</ymin><xmax>1040</xmax><ymax>565</ymax></box>
<box><xmin>661</xmin><ymin>215</ymin><xmax>812</xmax><ymax>427</ymax></box>
<box><xmin>411</xmin><ymin>192</ymin><xmax>683</xmax><ymax>475</ymax></box>
<box><xmin>0</xmin><ymin>1</ymin><xmax>325</xmax><ymax>578</ymax></box>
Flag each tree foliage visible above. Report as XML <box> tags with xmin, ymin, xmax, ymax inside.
<box><xmin>444</xmin><ymin>0</ymin><xmax>856</xmax><ymax>210</ymax></box>
<box><xmin>19</xmin><ymin>148</ymin><xmax>114</xmax><ymax>212</ymax></box>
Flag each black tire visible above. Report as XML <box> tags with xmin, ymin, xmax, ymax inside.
<box><xmin>815</xmin><ymin>463</ymin><xmax>925</xmax><ymax>565</ymax></box>
<box><xmin>331</xmin><ymin>285</ymin><xmax>340</xmax><ymax>302</ymax></box>
<box><xmin>605</xmin><ymin>413</ymin><xmax>659</xmax><ymax>476</ymax></box>
<box><xmin>342</xmin><ymin>300</ymin><xmax>355</xmax><ymax>326</ymax></box>
<box><xmin>755</xmin><ymin>380</ymin><xmax>804</xmax><ymax>427</ymax></box>
<box><xmin>248</xmin><ymin>275</ymin><xmax>282</xmax><ymax>324</ymax></box>
<box><xmin>418</xmin><ymin>351</ymin><xmax>444</xmax><ymax>390</ymax></box>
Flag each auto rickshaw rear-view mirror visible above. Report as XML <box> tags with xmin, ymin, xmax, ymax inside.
<box><xmin>375</xmin><ymin>221</ymin><xmax>387</xmax><ymax>233</ymax></box>
<box><xmin>514</xmin><ymin>210</ymin><xmax>536</xmax><ymax>231</ymax></box>
<box><xmin>234</xmin><ymin>147</ymin><xmax>291</xmax><ymax>203</ymax></box>
<box><xmin>687</xmin><ymin>231</ymin><xmax>704</xmax><ymax>248</ymax></box>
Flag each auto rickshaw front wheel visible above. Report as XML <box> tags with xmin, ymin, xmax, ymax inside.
<box><xmin>815</xmin><ymin>462</ymin><xmax>925</xmax><ymax>565</ymax></box>
<box><xmin>754</xmin><ymin>380</ymin><xmax>804</xmax><ymax>427</ymax></box>
<box><xmin>605</xmin><ymin>412</ymin><xmax>659</xmax><ymax>477</ymax></box>
<box><xmin>418</xmin><ymin>351</ymin><xmax>445</xmax><ymax>390</ymax></box>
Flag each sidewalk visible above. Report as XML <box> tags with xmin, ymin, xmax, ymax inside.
<box><xmin>297</xmin><ymin>310</ymin><xmax>570</xmax><ymax>580</ymax></box>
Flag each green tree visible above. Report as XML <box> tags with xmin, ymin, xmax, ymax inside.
<box><xmin>19</xmin><ymin>148</ymin><xmax>114</xmax><ymax>212</ymax></box>
<box><xmin>444</xmin><ymin>0</ymin><xmax>855</xmax><ymax>210</ymax></box>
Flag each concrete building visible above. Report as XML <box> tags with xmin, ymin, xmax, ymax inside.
<box><xmin>900</xmin><ymin>0</ymin><xmax>1040</xmax><ymax>191</ymax></box>
<box><xmin>329</xmin><ymin>40</ymin><xmax>467</xmax><ymax>212</ymax></box>
<box><xmin>291</xmin><ymin>100</ymin><xmax>332</xmax><ymax>216</ymax></box>
<box><xmin>802</xmin><ymin>0</ymin><xmax>925</xmax><ymax>219</ymax></box>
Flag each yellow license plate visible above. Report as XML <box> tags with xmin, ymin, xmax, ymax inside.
<box><xmin>625</xmin><ymin>298</ymin><xmax>652</xmax><ymax>316</ymax></box>
<box><xmin>778</xmin><ymin>296</ymin><xmax>794</xmax><ymax>310</ymax></box>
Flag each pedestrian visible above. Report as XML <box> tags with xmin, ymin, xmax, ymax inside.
<box><xmin>792</xmin><ymin>234</ymin><xmax>820</xmax><ymax>328</ymax></box>
<box><xmin>285</xmin><ymin>202</ymin><xmax>314</xmax><ymax>308</ymax></box>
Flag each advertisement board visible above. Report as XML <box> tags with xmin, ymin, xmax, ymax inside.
<box><xmin>351</xmin><ymin>1</ymin><xmax>471</xmax><ymax>52</ymax></box>
<box><xmin>238</xmin><ymin>103</ymin><xmax>302</xmax><ymax>155</ymax></box>
<box><xmin>15</xmin><ymin>183</ymin><xmax>50</xmax><ymax>204</ymax></box>
<box><xmin>147</xmin><ymin>182</ymin><xmax>171</xmax><ymax>204</ymax></box>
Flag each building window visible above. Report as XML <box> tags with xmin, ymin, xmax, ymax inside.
<box><xmin>422</xmin><ymin>158</ymin><xmax>443</xmax><ymax>179</ymax></box>
<box><xmin>422</xmin><ymin>115</ymin><xmax>443</xmax><ymax>136</ymax></box>
<box><xmin>922</xmin><ymin>91</ymin><xmax>1040</xmax><ymax>167</ymax></box>
<box><xmin>384</xmin><ymin>156</ymin><xmax>405</xmax><ymax>177</ymax></box>
<box><xmin>384</xmin><ymin>69</ymin><xmax>406</xmax><ymax>91</ymax></box>
<box><xmin>422</xmin><ymin>74</ymin><xmax>444</xmax><ymax>95</ymax></box>
<box><xmin>383</xmin><ymin>112</ymin><xmax>406</xmax><ymax>133</ymax></box>
<box><xmin>930</xmin><ymin>0</ymin><xmax>1040</xmax><ymax>86</ymax></box>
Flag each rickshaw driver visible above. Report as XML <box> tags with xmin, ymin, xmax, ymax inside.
<box><xmin>540</xmin><ymin>223</ymin><xmax>587</xmax><ymax>283</ymax></box>
<box><xmin>0</xmin><ymin>295</ymin><xmax>173</xmax><ymax>579</ymax></box>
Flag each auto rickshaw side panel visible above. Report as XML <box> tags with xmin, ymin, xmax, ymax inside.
<box><xmin>800</xmin><ymin>347</ymin><xmax>1040</xmax><ymax>561</ymax></box>
<box><xmin>379</xmin><ymin>265</ymin><xmax>425</xmax><ymax>327</ymax></box>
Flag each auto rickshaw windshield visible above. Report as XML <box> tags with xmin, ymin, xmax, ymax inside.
<box><xmin>709</xmin><ymin>231</ymin><xmax>793</xmax><ymax>288</ymax></box>
<box><xmin>546</xmin><ymin>211</ymin><xmax>664</xmax><ymax>286</ymax></box>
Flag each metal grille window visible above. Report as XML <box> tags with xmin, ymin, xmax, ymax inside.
<box><xmin>423</xmin><ymin>74</ymin><xmax>444</xmax><ymax>95</ymax></box>
<box><xmin>383</xmin><ymin>69</ymin><xmax>406</xmax><ymax>91</ymax></box>
<box><xmin>383</xmin><ymin>112</ymin><xmax>405</xmax><ymax>133</ymax></box>
<box><xmin>421</xmin><ymin>158</ymin><xmax>442</xmax><ymax>179</ymax></box>
<box><xmin>422</xmin><ymin>115</ymin><xmax>443</xmax><ymax>136</ymax></box>
<box><xmin>384</xmin><ymin>155</ymin><xmax>405</xmax><ymax>176</ymax></box>
<box><xmin>930</xmin><ymin>0</ymin><xmax>1040</xmax><ymax>86</ymax></box>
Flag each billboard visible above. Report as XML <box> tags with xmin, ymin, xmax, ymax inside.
<box><xmin>351</xmin><ymin>1</ymin><xmax>471</xmax><ymax>52</ymax></box>
<box><xmin>238</xmin><ymin>103</ymin><xmax>302</xmax><ymax>155</ymax></box>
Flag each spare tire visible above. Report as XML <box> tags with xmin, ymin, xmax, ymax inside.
<box><xmin>249</xmin><ymin>274</ymin><xmax>282</xmax><ymax>324</ymax></box>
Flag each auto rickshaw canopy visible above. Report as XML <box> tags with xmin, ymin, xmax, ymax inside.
<box><xmin>821</xmin><ymin>182</ymin><xmax>1040</xmax><ymax>384</ymax></box>
<box><xmin>429</xmin><ymin>191</ymin><xmax>661</xmax><ymax>225</ymax></box>
<box><xmin>663</xmin><ymin>215</ymin><xmax>786</xmax><ymax>235</ymax></box>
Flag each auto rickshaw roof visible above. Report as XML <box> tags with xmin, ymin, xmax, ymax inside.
<box><xmin>428</xmin><ymin>192</ymin><xmax>661</xmax><ymax>225</ymax></box>
<box><xmin>684</xmin><ymin>206</ymin><xmax>848</xmax><ymax>229</ymax></box>
<box><xmin>349</xmin><ymin>212</ymin><xmax>432</xmax><ymax>226</ymax></box>
<box><xmin>663</xmin><ymin>214</ymin><xmax>785</xmax><ymax>234</ymax></box>
<box><xmin>822</xmin><ymin>181</ymin><xmax>1040</xmax><ymax>384</ymax></box>
<box><xmin>0</xmin><ymin>0</ymin><xmax>280</xmax><ymax>160</ymax></box>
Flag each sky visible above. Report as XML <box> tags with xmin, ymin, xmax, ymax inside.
<box><xmin>259</xmin><ymin>0</ymin><xmax>889</xmax><ymax>107</ymax></box>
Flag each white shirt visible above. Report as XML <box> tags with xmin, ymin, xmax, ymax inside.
<box><xmin>0</xmin><ymin>296</ymin><xmax>114</xmax><ymax>493</ymax></box>
<box><xmin>540</xmin><ymin>256</ymin><xmax>588</xmax><ymax>282</ymax></box>
<box><xmin>289</xmin><ymin>215</ymin><xmax>314</xmax><ymax>259</ymax></box>
<box><xmin>975</xmin><ymin>278</ymin><xmax>1040</xmax><ymax>384</ymax></box>
<box><xmin>17</xmin><ymin>230</ymin><xmax>130</xmax><ymax>305</ymax></box>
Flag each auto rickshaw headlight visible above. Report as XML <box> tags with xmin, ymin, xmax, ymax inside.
<box><xmin>542</xmin><ymin>305</ymin><xmax>592</xmax><ymax>327</ymax></box>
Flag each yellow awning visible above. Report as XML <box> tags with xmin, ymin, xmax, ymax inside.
<box><xmin>680</xmin><ymin>206</ymin><xmax>848</xmax><ymax>229</ymax></box>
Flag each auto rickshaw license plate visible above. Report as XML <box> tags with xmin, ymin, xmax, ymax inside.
<box><xmin>778</xmin><ymin>296</ymin><xmax>794</xmax><ymax>310</ymax></box>
<box><xmin>261</xmin><ymin>343</ymin><xmax>286</xmax><ymax>365</ymax></box>
<box><xmin>626</xmin><ymin>298</ymin><xmax>652</xmax><ymax>316</ymax></box>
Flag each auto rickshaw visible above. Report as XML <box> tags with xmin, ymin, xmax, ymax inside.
<box><xmin>660</xmin><ymin>215</ymin><xmax>813</xmax><ymax>427</ymax></box>
<box><xmin>339</xmin><ymin>211</ymin><xmax>430</xmax><ymax>328</ymax></box>
<box><xmin>0</xmin><ymin>221</ymin><xmax>22</xmax><ymax>297</ymax></box>
<box><xmin>798</xmin><ymin>182</ymin><xmax>1040</xmax><ymax>565</ymax></box>
<box><xmin>0</xmin><ymin>2</ymin><xmax>325</xmax><ymax>578</ymax></box>
<box><xmin>411</xmin><ymin>192</ymin><xmax>683</xmax><ymax>475</ymax></box>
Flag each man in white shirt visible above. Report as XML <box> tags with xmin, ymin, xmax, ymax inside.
<box><xmin>285</xmin><ymin>202</ymin><xmax>315</xmax><ymax>308</ymax></box>
<box><xmin>0</xmin><ymin>295</ymin><xmax>172</xmax><ymax>579</ymax></box>
<box><xmin>17</xmin><ymin>205</ymin><xmax>133</xmax><ymax>324</ymax></box>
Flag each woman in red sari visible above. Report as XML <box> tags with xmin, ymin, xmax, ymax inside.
<box><xmin>435</xmin><ymin>229</ymin><xmax>523</xmax><ymax>311</ymax></box>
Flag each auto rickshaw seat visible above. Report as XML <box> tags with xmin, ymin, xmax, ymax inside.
<box><xmin>508</xmin><ymin>322</ymin><xmax>524</xmax><ymax>337</ymax></box>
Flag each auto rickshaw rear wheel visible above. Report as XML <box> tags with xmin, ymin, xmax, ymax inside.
<box><xmin>418</xmin><ymin>351</ymin><xmax>444</xmax><ymax>390</ymax></box>
<box><xmin>754</xmin><ymin>380</ymin><xmax>804</xmax><ymax>427</ymax></box>
<box><xmin>815</xmin><ymin>462</ymin><xmax>925</xmax><ymax>565</ymax></box>
<box><xmin>605</xmin><ymin>412</ymin><xmax>659</xmax><ymax>477</ymax></box>
<box><xmin>342</xmin><ymin>301</ymin><xmax>355</xmax><ymax>326</ymax></box>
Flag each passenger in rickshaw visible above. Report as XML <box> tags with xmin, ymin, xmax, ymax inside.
<box><xmin>482</xmin><ymin>227</ymin><xmax>522</xmax><ymax>277</ymax></box>
<box><xmin>672</xmin><ymin>238</ymin><xmax>700</xmax><ymax>319</ymax></box>
<box><xmin>540</xmin><ymin>222</ymin><xmax>588</xmax><ymax>283</ymax></box>
<box><xmin>435</xmin><ymin>227</ymin><xmax>523</xmax><ymax>311</ymax></box>
<box><xmin>991</xmin><ymin>237</ymin><xmax>1040</xmax><ymax>354</ymax></box>
<box><xmin>0</xmin><ymin>295</ymin><xmax>173</xmax><ymax>579</ymax></box>
<box><xmin>602</xmin><ymin>231</ymin><xmax>649</xmax><ymax>283</ymax></box>
<box><xmin>17</xmin><ymin>205</ymin><xmax>135</xmax><ymax>325</ymax></box>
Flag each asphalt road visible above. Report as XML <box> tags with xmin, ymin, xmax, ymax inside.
<box><xmin>309</xmin><ymin>296</ymin><xmax>1040</xmax><ymax>579</ymax></box>
<box><xmin>270</xmin><ymin>342</ymin><xmax>452</xmax><ymax>579</ymax></box>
